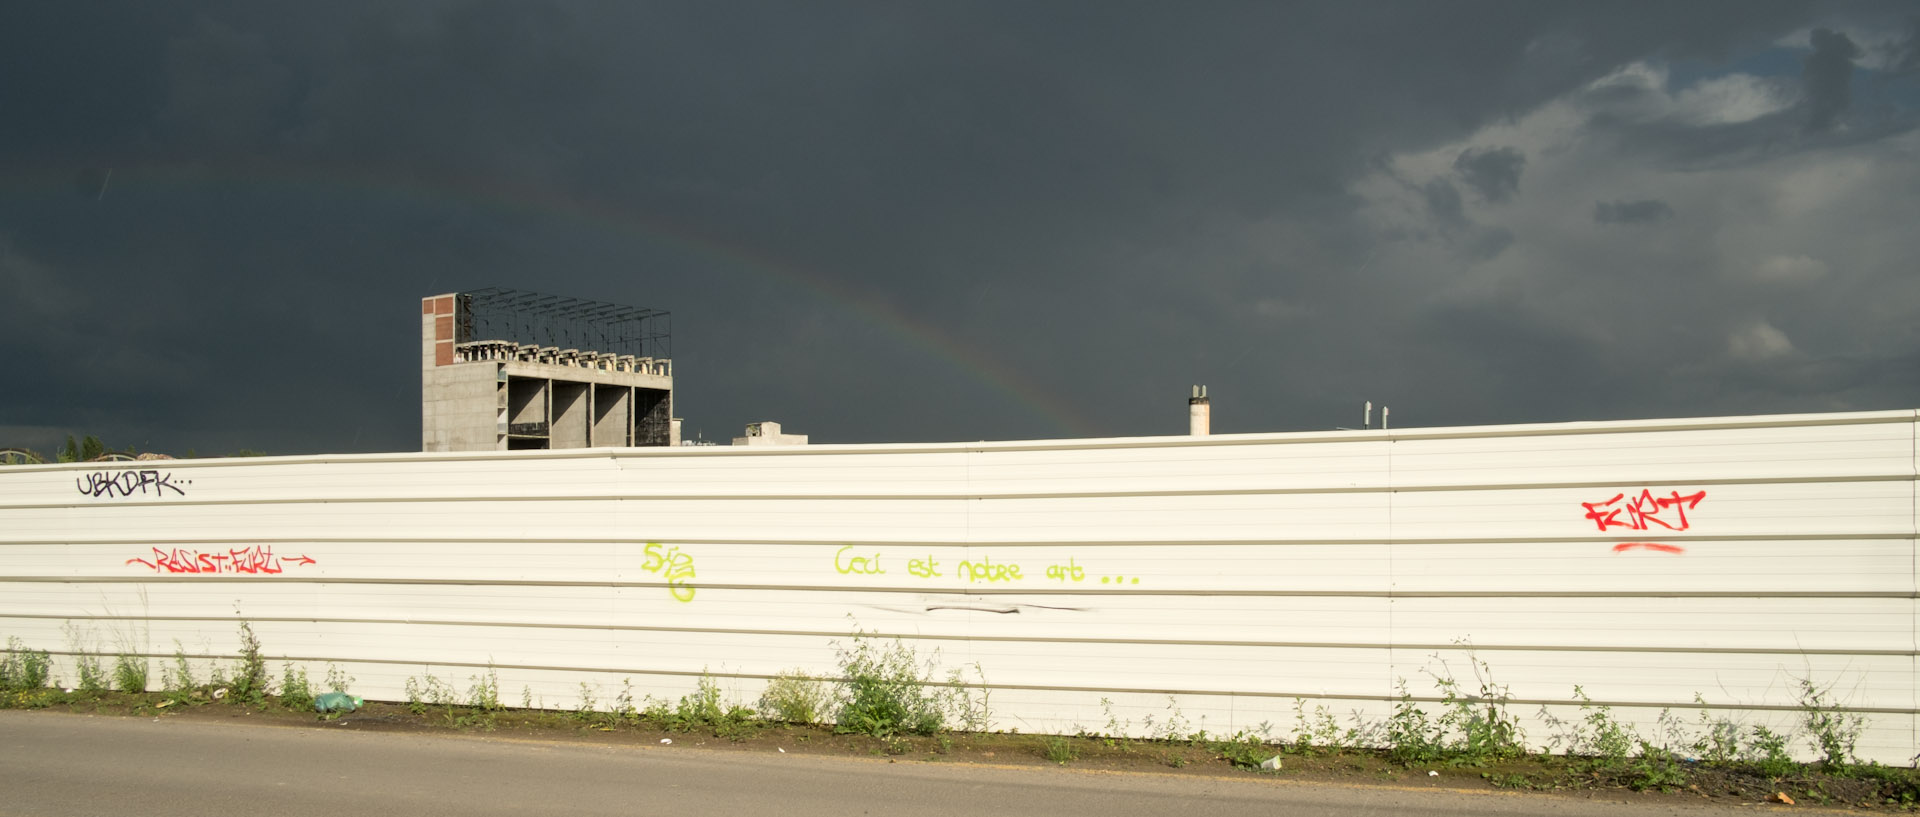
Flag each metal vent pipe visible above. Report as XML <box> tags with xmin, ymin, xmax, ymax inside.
<box><xmin>1189</xmin><ymin>385</ymin><xmax>1210</xmax><ymax>436</ymax></box>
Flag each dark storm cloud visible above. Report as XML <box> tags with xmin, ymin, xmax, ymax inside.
<box><xmin>1896</xmin><ymin>17</ymin><xmax>1920</xmax><ymax>72</ymax></box>
<box><xmin>1464</xmin><ymin>226</ymin><xmax>1516</xmax><ymax>261</ymax></box>
<box><xmin>1406</xmin><ymin>301</ymin><xmax>1633</xmax><ymax>421</ymax></box>
<box><xmin>1410</xmin><ymin>177</ymin><xmax>1511</xmax><ymax>258</ymax></box>
<box><xmin>1453</xmin><ymin>147</ymin><xmax>1526</xmax><ymax>203</ymax></box>
<box><xmin>1421</xmin><ymin>179</ymin><xmax>1470</xmax><ymax>233</ymax></box>
<box><xmin>1</xmin><ymin>0</ymin><xmax>1917</xmax><ymax>458</ymax></box>
<box><xmin>1572</xmin><ymin>24</ymin><xmax>1914</xmax><ymax>170</ymax></box>
<box><xmin>1671</xmin><ymin>343</ymin><xmax>1920</xmax><ymax>414</ymax></box>
<box><xmin>1804</xmin><ymin>27</ymin><xmax>1862</xmax><ymax>132</ymax></box>
<box><xmin>158</xmin><ymin>17</ymin><xmax>295</xmax><ymax>154</ymax></box>
<box><xmin>1594</xmin><ymin>199</ymin><xmax>1676</xmax><ymax>224</ymax></box>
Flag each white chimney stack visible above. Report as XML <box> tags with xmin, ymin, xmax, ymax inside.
<box><xmin>1188</xmin><ymin>385</ymin><xmax>1210</xmax><ymax>436</ymax></box>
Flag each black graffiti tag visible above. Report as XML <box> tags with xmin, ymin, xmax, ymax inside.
<box><xmin>75</xmin><ymin>470</ymin><xmax>190</xmax><ymax>499</ymax></box>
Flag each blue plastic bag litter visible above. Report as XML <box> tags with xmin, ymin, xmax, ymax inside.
<box><xmin>313</xmin><ymin>692</ymin><xmax>364</xmax><ymax>712</ymax></box>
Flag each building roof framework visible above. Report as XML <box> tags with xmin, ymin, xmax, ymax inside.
<box><xmin>456</xmin><ymin>287</ymin><xmax>671</xmax><ymax>359</ymax></box>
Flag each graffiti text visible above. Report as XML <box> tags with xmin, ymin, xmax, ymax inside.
<box><xmin>126</xmin><ymin>545</ymin><xmax>314</xmax><ymax>575</ymax></box>
<box><xmin>1044</xmin><ymin>558</ymin><xmax>1085</xmax><ymax>582</ymax></box>
<box><xmin>834</xmin><ymin>545</ymin><xmax>887</xmax><ymax>576</ymax></box>
<box><xmin>1582</xmin><ymin>489</ymin><xmax>1706</xmax><ymax>532</ymax></box>
<box><xmin>907</xmin><ymin>555</ymin><xmax>943</xmax><ymax>578</ymax></box>
<box><xmin>642</xmin><ymin>542</ymin><xmax>697</xmax><ymax>603</ymax></box>
<box><xmin>957</xmin><ymin>555</ymin><xmax>1023</xmax><ymax>584</ymax></box>
<box><xmin>78</xmin><ymin>470</ymin><xmax>190</xmax><ymax>499</ymax></box>
<box><xmin>825</xmin><ymin>546</ymin><xmax>1134</xmax><ymax>587</ymax></box>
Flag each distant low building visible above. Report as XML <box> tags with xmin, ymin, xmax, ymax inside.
<box><xmin>732</xmin><ymin>421</ymin><xmax>807</xmax><ymax>447</ymax></box>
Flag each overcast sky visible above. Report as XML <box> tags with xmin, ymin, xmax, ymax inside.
<box><xmin>3</xmin><ymin>1</ymin><xmax>1917</xmax><ymax>456</ymax></box>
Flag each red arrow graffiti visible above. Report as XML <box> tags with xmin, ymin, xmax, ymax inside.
<box><xmin>124</xmin><ymin>546</ymin><xmax>320</xmax><ymax>574</ymax></box>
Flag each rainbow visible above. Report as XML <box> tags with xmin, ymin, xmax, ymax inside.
<box><xmin>6</xmin><ymin>160</ymin><xmax>1097</xmax><ymax>438</ymax></box>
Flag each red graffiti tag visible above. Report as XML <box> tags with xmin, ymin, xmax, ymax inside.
<box><xmin>1585</xmin><ymin>488</ymin><xmax>1705</xmax><ymax>555</ymax></box>
<box><xmin>125</xmin><ymin>545</ymin><xmax>316</xmax><ymax>575</ymax></box>
<box><xmin>1582</xmin><ymin>489</ymin><xmax>1706</xmax><ymax>532</ymax></box>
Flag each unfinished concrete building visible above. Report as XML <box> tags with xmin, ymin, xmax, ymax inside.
<box><xmin>422</xmin><ymin>288</ymin><xmax>675</xmax><ymax>451</ymax></box>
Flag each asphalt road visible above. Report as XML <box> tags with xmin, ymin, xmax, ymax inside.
<box><xmin>1</xmin><ymin>710</ymin><xmax>1771</xmax><ymax>817</ymax></box>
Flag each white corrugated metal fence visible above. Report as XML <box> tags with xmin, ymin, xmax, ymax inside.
<box><xmin>2</xmin><ymin>410</ymin><xmax>1914</xmax><ymax>760</ymax></box>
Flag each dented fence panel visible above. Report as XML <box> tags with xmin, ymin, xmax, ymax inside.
<box><xmin>0</xmin><ymin>409</ymin><xmax>1914</xmax><ymax>761</ymax></box>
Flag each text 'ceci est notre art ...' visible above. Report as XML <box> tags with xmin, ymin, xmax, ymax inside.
<box><xmin>833</xmin><ymin>546</ymin><xmax>1138</xmax><ymax>586</ymax></box>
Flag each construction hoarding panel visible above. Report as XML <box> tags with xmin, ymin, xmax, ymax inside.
<box><xmin>3</xmin><ymin>409</ymin><xmax>1914</xmax><ymax>760</ymax></box>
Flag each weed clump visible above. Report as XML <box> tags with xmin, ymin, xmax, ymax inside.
<box><xmin>74</xmin><ymin>654</ymin><xmax>107</xmax><ymax>693</ymax></box>
<box><xmin>1797</xmin><ymin>677</ymin><xmax>1864</xmax><ymax>768</ymax></box>
<box><xmin>1384</xmin><ymin>679</ymin><xmax>1445</xmax><ymax>765</ymax></box>
<box><xmin>405</xmin><ymin>669</ymin><xmax>499</xmax><ymax>729</ymax></box>
<box><xmin>1377</xmin><ymin>646</ymin><xmax>1527</xmax><ymax>768</ymax></box>
<box><xmin>1429</xmin><ymin>651</ymin><xmax>1525</xmax><ymax>764</ymax></box>
<box><xmin>1210</xmin><ymin>726</ymin><xmax>1279</xmax><ymax>771</ymax></box>
<box><xmin>229</xmin><ymin>620</ymin><xmax>270</xmax><ymax>707</ymax></box>
<box><xmin>610</xmin><ymin>679</ymin><xmax>642</xmax><ymax>725</ymax></box>
<box><xmin>1</xmin><ymin>637</ymin><xmax>54</xmax><ymax>691</ymax></box>
<box><xmin>161</xmin><ymin>640</ymin><xmax>197</xmax><ymax>701</ymax></box>
<box><xmin>758</xmin><ymin>669</ymin><xmax>832</xmax><ymax>725</ymax></box>
<box><xmin>1746</xmin><ymin>725</ymin><xmax>1797</xmax><ymax>778</ymax></box>
<box><xmin>1042</xmin><ymin>735</ymin><xmax>1078</xmax><ymax>764</ymax></box>
<box><xmin>279</xmin><ymin>664</ymin><xmax>315</xmax><ymax>711</ymax></box>
<box><xmin>63</xmin><ymin>623</ymin><xmax>108</xmax><ymax>693</ymax></box>
<box><xmin>832</xmin><ymin>632</ymin><xmax>949</xmax><ymax>737</ymax></box>
<box><xmin>112</xmin><ymin>654</ymin><xmax>148</xmax><ymax>692</ymax></box>
<box><xmin>324</xmin><ymin>664</ymin><xmax>354</xmax><ymax>695</ymax></box>
<box><xmin>662</xmin><ymin>673</ymin><xmax>756</xmax><ymax>739</ymax></box>
<box><xmin>1547</xmin><ymin>685</ymin><xmax>1637</xmax><ymax>764</ymax></box>
<box><xmin>468</xmin><ymin>666</ymin><xmax>503</xmax><ymax>712</ymax></box>
<box><xmin>404</xmin><ymin>673</ymin><xmax>458</xmax><ymax>716</ymax></box>
<box><xmin>1289</xmin><ymin>698</ymin><xmax>1365</xmax><ymax>755</ymax></box>
<box><xmin>455</xmin><ymin>666</ymin><xmax>505</xmax><ymax>729</ymax></box>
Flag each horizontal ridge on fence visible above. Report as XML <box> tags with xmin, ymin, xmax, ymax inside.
<box><xmin>5</xmin><ymin>612</ymin><xmax>1914</xmax><ymax>657</ymax></box>
<box><xmin>6</xmin><ymin>472</ymin><xmax>1913</xmax><ymax>511</ymax></box>
<box><xmin>2</xmin><ymin>533</ymin><xmax>1915</xmax><ymax>547</ymax></box>
<box><xmin>0</xmin><ymin>575</ymin><xmax>1914</xmax><ymax>598</ymax></box>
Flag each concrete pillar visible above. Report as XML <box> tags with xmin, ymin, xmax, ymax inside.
<box><xmin>551</xmin><ymin>382</ymin><xmax>589</xmax><ymax>448</ymax></box>
<box><xmin>592</xmin><ymin>385</ymin><xmax>631</xmax><ymax>447</ymax></box>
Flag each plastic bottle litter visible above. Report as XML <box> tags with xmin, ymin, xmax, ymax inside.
<box><xmin>312</xmin><ymin>692</ymin><xmax>364</xmax><ymax>713</ymax></box>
